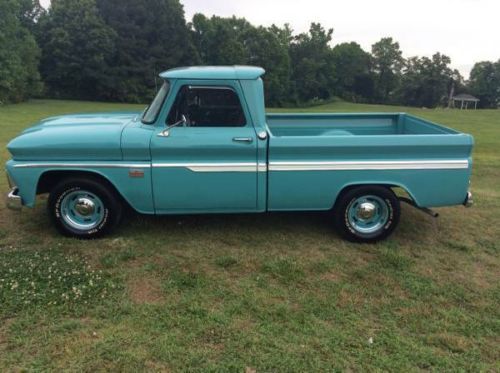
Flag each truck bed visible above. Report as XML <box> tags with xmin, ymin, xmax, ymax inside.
<box><xmin>266</xmin><ymin>113</ymin><xmax>459</xmax><ymax>137</ymax></box>
<box><xmin>265</xmin><ymin>112</ymin><xmax>473</xmax><ymax>210</ymax></box>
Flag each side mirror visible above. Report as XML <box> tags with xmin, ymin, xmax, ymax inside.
<box><xmin>157</xmin><ymin>115</ymin><xmax>187</xmax><ymax>137</ymax></box>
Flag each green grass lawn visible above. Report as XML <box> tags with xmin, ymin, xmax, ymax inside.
<box><xmin>0</xmin><ymin>99</ymin><xmax>498</xmax><ymax>371</ymax></box>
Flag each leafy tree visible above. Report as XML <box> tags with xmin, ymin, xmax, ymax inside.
<box><xmin>468</xmin><ymin>60</ymin><xmax>500</xmax><ymax>108</ymax></box>
<box><xmin>371</xmin><ymin>37</ymin><xmax>404</xmax><ymax>103</ymax></box>
<box><xmin>190</xmin><ymin>15</ymin><xmax>291</xmax><ymax>105</ymax></box>
<box><xmin>269</xmin><ymin>23</ymin><xmax>293</xmax><ymax>49</ymax></box>
<box><xmin>289</xmin><ymin>23</ymin><xmax>336</xmax><ymax>102</ymax></box>
<box><xmin>0</xmin><ymin>0</ymin><xmax>42</xmax><ymax>103</ymax></box>
<box><xmin>96</xmin><ymin>0</ymin><xmax>198</xmax><ymax>102</ymax></box>
<box><xmin>17</xmin><ymin>0</ymin><xmax>44</xmax><ymax>31</ymax></box>
<box><xmin>37</xmin><ymin>0</ymin><xmax>116</xmax><ymax>100</ymax></box>
<box><xmin>190</xmin><ymin>14</ymin><xmax>250</xmax><ymax>65</ymax></box>
<box><xmin>7</xmin><ymin>1</ymin><xmax>490</xmax><ymax>109</ymax></box>
<box><xmin>331</xmin><ymin>42</ymin><xmax>374</xmax><ymax>101</ymax></box>
<box><xmin>242</xmin><ymin>26</ymin><xmax>291</xmax><ymax>106</ymax></box>
<box><xmin>397</xmin><ymin>53</ymin><xmax>457</xmax><ymax>107</ymax></box>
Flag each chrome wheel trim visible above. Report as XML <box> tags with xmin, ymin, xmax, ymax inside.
<box><xmin>347</xmin><ymin>195</ymin><xmax>389</xmax><ymax>234</ymax></box>
<box><xmin>60</xmin><ymin>190</ymin><xmax>105</xmax><ymax>231</ymax></box>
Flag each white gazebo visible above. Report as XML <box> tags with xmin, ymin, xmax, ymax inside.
<box><xmin>453</xmin><ymin>94</ymin><xmax>480</xmax><ymax>110</ymax></box>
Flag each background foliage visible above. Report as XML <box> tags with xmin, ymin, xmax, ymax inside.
<box><xmin>1</xmin><ymin>0</ymin><xmax>499</xmax><ymax>107</ymax></box>
<box><xmin>0</xmin><ymin>0</ymin><xmax>42</xmax><ymax>103</ymax></box>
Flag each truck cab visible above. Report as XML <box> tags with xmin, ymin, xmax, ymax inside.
<box><xmin>142</xmin><ymin>67</ymin><xmax>269</xmax><ymax>213</ymax></box>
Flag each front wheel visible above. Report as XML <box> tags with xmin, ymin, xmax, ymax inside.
<box><xmin>48</xmin><ymin>177</ymin><xmax>123</xmax><ymax>238</ymax></box>
<box><xmin>333</xmin><ymin>186</ymin><xmax>400</xmax><ymax>243</ymax></box>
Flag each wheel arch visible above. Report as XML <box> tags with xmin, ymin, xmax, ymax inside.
<box><xmin>332</xmin><ymin>181</ymin><xmax>419</xmax><ymax>210</ymax></box>
<box><xmin>37</xmin><ymin>170</ymin><xmax>132</xmax><ymax>210</ymax></box>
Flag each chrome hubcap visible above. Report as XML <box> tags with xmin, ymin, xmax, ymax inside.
<box><xmin>357</xmin><ymin>202</ymin><xmax>376</xmax><ymax>220</ymax></box>
<box><xmin>74</xmin><ymin>198</ymin><xmax>95</xmax><ymax>216</ymax></box>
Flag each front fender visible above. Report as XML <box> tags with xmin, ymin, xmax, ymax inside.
<box><xmin>5</xmin><ymin>160</ymin><xmax>154</xmax><ymax>214</ymax></box>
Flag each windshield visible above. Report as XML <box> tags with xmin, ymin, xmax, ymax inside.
<box><xmin>142</xmin><ymin>81</ymin><xmax>170</xmax><ymax>124</ymax></box>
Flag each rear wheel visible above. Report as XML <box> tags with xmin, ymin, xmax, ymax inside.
<box><xmin>333</xmin><ymin>185</ymin><xmax>400</xmax><ymax>243</ymax></box>
<box><xmin>48</xmin><ymin>177</ymin><xmax>123</xmax><ymax>238</ymax></box>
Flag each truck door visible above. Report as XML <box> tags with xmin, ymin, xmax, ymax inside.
<box><xmin>150</xmin><ymin>82</ymin><xmax>259</xmax><ymax>213</ymax></box>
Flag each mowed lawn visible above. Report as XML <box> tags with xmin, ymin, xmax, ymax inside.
<box><xmin>0</xmin><ymin>99</ymin><xmax>498</xmax><ymax>371</ymax></box>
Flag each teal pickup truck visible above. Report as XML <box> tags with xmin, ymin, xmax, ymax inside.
<box><xmin>6</xmin><ymin>66</ymin><xmax>474</xmax><ymax>242</ymax></box>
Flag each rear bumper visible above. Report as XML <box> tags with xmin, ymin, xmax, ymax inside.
<box><xmin>463</xmin><ymin>191</ymin><xmax>473</xmax><ymax>208</ymax></box>
<box><xmin>6</xmin><ymin>187</ymin><xmax>22</xmax><ymax>211</ymax></box>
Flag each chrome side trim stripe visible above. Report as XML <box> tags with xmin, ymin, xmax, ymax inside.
<box><xmin>268</xmin><ymin>160</ymin><xmax>469</xmax><ymax>171</ymax></box>
<box><xmin>152</xmin><ymin>162</ymin><xmax>258</xmax><ymax>172</ymax></box>
<box><xmin>258</xmin><ymin>162</ymin><xmax>267</xmax><ymax>172</ymax></box>
<box><xmin>13</xmin><ymin>160</ymin><xmax>469</xmax><ymax>172</ymax></box>
<box><xmin>14</xmin><ymin>163</ymin><xmax>151</xmax><ymax>169</ymax></box>
<box><xmin>12</xmin><ymin>161</ymin><xmax>259</xmax><ymax>172</ymax></box>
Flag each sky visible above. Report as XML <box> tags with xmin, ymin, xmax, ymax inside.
<box><xmin>40</xmin><ymin>0</ymin><xmax>500</xmax><ymax>78</ymax></box>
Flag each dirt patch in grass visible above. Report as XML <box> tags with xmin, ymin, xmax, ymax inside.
<box><xmin>231</xmin><ymin>317</ymin><xmax>256</xmax><ymax>332</ymax></box>
<box><xmin>394</xmin><ymin>303</ymin><xmax>435</xmax><ymax>320</ymax></box>
<box><xmin>127</xmin><ymin>277</ymin><xmax>164</xmax><ymax>305</ymax></box>
<box><xmin>336</xmin><ymin>287</ymin><xmax>365</xmax><ymax>308</ymax></box>
<box><xmin>145</xmin><ymin>360</ymin><xmax>172</xmax><ymax>372</ymax></box>
<box><xmin>414</xmin><ymin>250</ymin><xmax>498</xmax><ymax>293</ymax></box>
<box><xmin>427</xmin><ymin>333</ymin><xmax>471</xmax><ymax>353</ymax></box>
<box><xmin>320</xmin><ymin>269</ymin><xmax>345</xmax><ymax>282</ymax></box>
<box><xmin>0</xmin><ymin>318</ymin><xmax>15</xmax><ymax>347</ymax></box>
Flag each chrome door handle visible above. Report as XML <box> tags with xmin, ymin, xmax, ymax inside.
<box><xmin>232</xmin><ymin>137</ymin><xmax>254</xmax><ymax>143</ymax></box>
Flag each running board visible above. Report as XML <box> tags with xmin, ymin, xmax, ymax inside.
<box><xmin>399</xmin><ymin>197</ymin><xmax>439</xmax><ymax>218</ymax></box>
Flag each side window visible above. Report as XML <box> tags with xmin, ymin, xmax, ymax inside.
<box><xmin>167</xmin><ymin>86</ymin><xmax>247</xmax><ymax>127</ymax></box>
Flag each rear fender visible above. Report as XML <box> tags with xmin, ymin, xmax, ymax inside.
<box><xmin>333</xmin><ymin>181</ymin><xmax>417</xmax><ymax>208</ymax></box>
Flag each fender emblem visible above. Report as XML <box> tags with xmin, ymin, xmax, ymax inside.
<box><xmin>129</xmin><ymin>169</ymin><xmax>144</xmax><ymax>178</ymax></box>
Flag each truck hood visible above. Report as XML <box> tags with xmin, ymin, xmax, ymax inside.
<box><xmin>7</xmin><ymin>112</ymin><xmax>141</xmax><ymax>161</ymax></box>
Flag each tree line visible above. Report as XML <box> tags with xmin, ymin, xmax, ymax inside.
<box><xmin>1</xmin><ymin>0</ymin><xmax>499</xmax><ymax>108</ymax></box>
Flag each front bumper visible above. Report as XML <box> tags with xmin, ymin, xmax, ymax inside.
<box><xmin>6</xmin><ymin>187</ymin><xmax>22</xmax><ymax>211</ymax></box>
<box><xmin>463</xmin><ymin>191</ymin><xmax>473</xmax><ymax>208</ymax></box>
